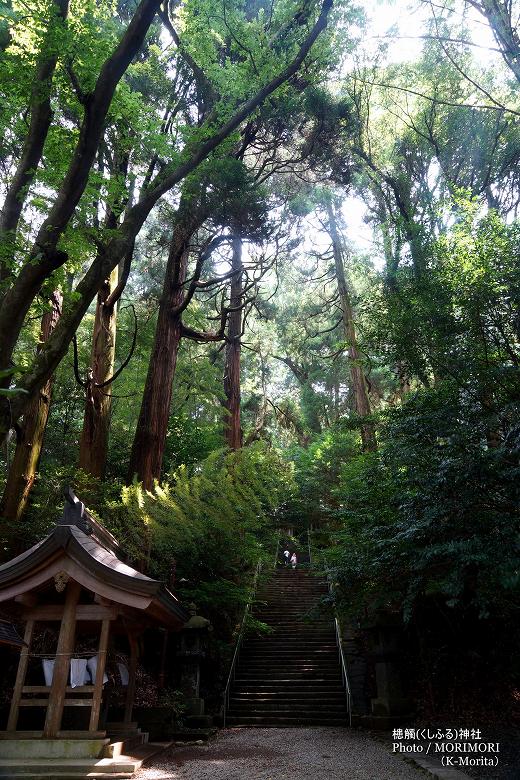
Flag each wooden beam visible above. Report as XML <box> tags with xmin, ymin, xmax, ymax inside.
<box><xmin>124</xmin><ymin>634</ymin><xmax>139</xmax><ymax>724</ymax></box>
<box><xmin>89</xmin><ymin>618</ymin><xmax>110</xmax><ymax>731</ymax></box>
<box><xmin>20</xmin><ymin>698</ymin><xmax>92</xmax><ymax>707</ymax></box>
<box><xmin>22</xmin><ymin>685</ymin><xmax>93</xmax><ymax>693</ymax></box>
<box><xmin>7</xmin><ymin>619</ymin><xmax>34</xmax><ymax>731</ymax></box>
<box><xmin>22</xmin><ymin>604</ymin><xmax>117</xmax><ymax>621</ymax></box>
<box><xmin>43</xmin><ymin>581</ymin><xmax>81</xmax><ymax>737</ymax></box>
<box><xmin>14</xmin><ymin>593</ymin><xmax>38</xmax><ymax>606</ymax></box>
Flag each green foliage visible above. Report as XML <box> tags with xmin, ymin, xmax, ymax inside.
<box><xmin>118</xmin><ymin>443</ymin><xmax>292</xmax><ymax>579</ymax></box>
<box><xmin>328</xmin><ymin>383</ymin><xmax>520</xmax><ymax>624</ymax></box>
<box><xmin>321</xmin><ymin>204</ymin><xmax>520</xmax><ymax>626</ymax></box>
<box><xmin>2</xmin><ymin>0</ymin><xmax>519</xmax><ymax>721</ymax></box>
<box><xmin>361</xmin><ymin>198</ymin><xmax>519</xmax><ymax>394</ymax></box>
<box><xmin>17</xmin><ymin>443</ymin><xmax>293</xmax><ymax>632</ymax></box>
<box><xmin>280</xmin><ymin>422</ymin><xmax>358</xmax><ymax>531</ymax></box>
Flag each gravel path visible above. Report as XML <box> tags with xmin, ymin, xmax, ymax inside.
<box><xmin>135</xmin><ymin>727</ymin><xmax>427</xmax><ymax>779</ymax></box>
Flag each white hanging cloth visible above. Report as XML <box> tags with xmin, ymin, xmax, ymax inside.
<box><xmin>87</xmin><ymin>655</ymin><xmax>108</xmax><ymax>685</ymax></box>
<box><xmin>42</xmin><ymin>658</ymin><xmax>55</xmax><ymax>686</ymax></box>
<box><xmin>70</xmin><ymin>658</ymin><xmax>88</xmax><ymax>688</ymax></box>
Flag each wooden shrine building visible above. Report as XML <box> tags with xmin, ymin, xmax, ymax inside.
<box><xmin>0</xmin><ymin>489</ymin><xmax>188</xmax><ymax>766</ymax></box>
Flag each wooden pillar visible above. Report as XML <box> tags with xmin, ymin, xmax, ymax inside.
<box><xmin>89</xmin><ymin>618</ymin><xmax>110</xmax><ymax>732</ymax></box>
<box><xmin>124</xmin><ymin>634</ymin><xmax>138</xmax><ymax>724</ymax></box>
<box><xmin>43</xmin><ymin>581</ymin><xmax>81</xmax><ymax>737</ymax></box>
<box><xmin>7</xmin><ymin>619</ymin><xmax>35</xmax><ymax>731</ymax></box>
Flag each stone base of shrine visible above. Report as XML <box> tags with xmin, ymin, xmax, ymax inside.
<box><xmin>0</xmin><ymin>736</ymin><xmax>110</xmax><ymax>758</ymax></box>
<box><xmin>0</xmin><ymin>731</ymin><xmax>164</xmax><ymax>778</ymax></box>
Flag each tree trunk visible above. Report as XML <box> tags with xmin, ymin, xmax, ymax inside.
<box><xmin>223</xmin><ymin>237</ymin><xmax>243</xmax><ymax>449</ymax></box>
<box><xmin>78</xmin><ymin>267</ymin><xmax>118</xmax><ymax>479</ymax></box>
<box><xmin>0</xmin><ymin>291</ymin><xmax>62</xmax><ymax>522</ymax></box>
<box><xmin>477</xmin><ymin>0</ymin><xmax>520</xmax><ymax>84</ymax></box>
<box><xmin>327</xmin><ymin>203</ymin><xmax>377</xmax><ymax>452</ymax></box>
<box><xmin>78</xmin><ymin>148</ymin><xmax>132</xmax><ymax>481</ymax></box>
<box><xmin>0</xmin><ymin>0</ymin><xmax>70</xmax><ymax>280</ymax></box>
<box><xmin>128</xmin><ymin>201</ymin><xmax>204</xmax><ymax>488</ymax></box>
<box><xmin>244</xmin><ymin>350</ymin><xmax>269</xmax><ymax>445</ymax></box>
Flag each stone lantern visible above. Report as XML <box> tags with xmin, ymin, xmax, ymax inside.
<box><xmin>364</xmin><ymin>610</ymin><xmax>412</xmax><ymax>720</ymax></box>
<box><xmin>177</xmin><ymin>603</ymin><xmax>212</xmax><ymax>717</ymax></box>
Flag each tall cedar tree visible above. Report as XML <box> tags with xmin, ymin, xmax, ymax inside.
<box><xmin>326</xmin><ymin>203</ymin><xmax>377</xmax><ymax>451</ymax></box>
<box><xmin>223</xmin><ymin>237</ymin><xmax>244</xmax><ymax>449</ymax></box>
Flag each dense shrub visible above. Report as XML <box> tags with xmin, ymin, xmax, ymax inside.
<box><xmin>7</xmin><ymin>443</ymin><xmax>292</xmax><ymax>632</ymax></box>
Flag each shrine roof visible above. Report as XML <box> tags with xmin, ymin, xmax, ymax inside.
<box><xmin>0</xmin><ymin>490</ymin><xmax>188</xmax><ymax>628</ymax></box>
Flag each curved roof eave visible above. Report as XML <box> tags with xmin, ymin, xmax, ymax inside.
<box><xmin>0</xmin><ymin>525</ymin><xmax>185</xmax><ymax>613</ymax></box>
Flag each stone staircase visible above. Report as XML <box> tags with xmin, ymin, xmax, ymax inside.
<box><xmin>226</xmin><ymin>565</ymin><xmax>349</xmax><ymax>726</ymax></box>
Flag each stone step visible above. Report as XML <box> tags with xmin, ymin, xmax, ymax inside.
<box><xmin>260</xmin><ymin>575</ymin><xmax>329</xmax><ymax>593</ymax></box>
<box><xmin>227</xmin><ymin>565</ymin><xmax>345</xmax><ymax>728</ymax></box>
<box><xmin>253</xmin><ymin>614</ymin><xmax>327</xmax><ymax>619</ymax></box>
<box><xmin>244</xmin><ymin>638</ymin><xmax>336</xmax><ymax>644</ymax></box>
<box><xmin>241</xmin><ymin>644</ymin><xmax>338</xmax><ymax>650</ymax></box>
<box><xmin>240</xmin><ymin>653</ymin><xmax>339</xmax><ymax>659</ymax></box>
<box><xmin>247</xmin><ymin>640</ymin><xmax>337</xmax><ymax>645</ymax></box>
<box><xmin>258</xmin><ymin>590</ymin><xmax>327</xmax><ymax>595</ymax></box>
<box><xmin>235</xmin><ymin>670</ymin><xmax>342</xmax><ymax>676</ymax></box>
<box><xmin>262</xmin><ymin>592</ymin><xmax>324</xmax><ymax>596</ymax></box>
<box><xmin>240</xmin><ymin>651</ymin><xmax>338</xmax><ymax>658</ymax></box>
<box><xmin>233</xmin><ymin>685</ymin><xmax>344</xmax><ymax>693</ymax></box>
<box><xmin>253</xmin><ymin>615</ymin><xmax>329</xmax><ymax>621</ymax></box>
<box><xmin>253</xmin><ymin>593</ymin><xmax>326</xmax><ymax>612</ymax></box>
<box><xmin>0</xmin><ymin>775</ymin><xmax>135</xmax><ymax>779</ymax></box>
<box><xmin>238</xmin><ymin>665</ymin><xmax>340</xmax><ymax>671</ymax></box>
<box><xmin>230</xmin><ymin>692</ymin><xmax>346</xmax><ymax>699</ymax></box>
<box><xmin>254</xmin><ymin>619</ymin><xmax>328</xmax><ymax>624</ymax></box>
<box><xmin>255</xmin><ymin>612</ymin><xmax>328</xmax><ymax>617</ymax></box>
<box><xmin>254</xmin><ymin>628</ymin><xmax>334</xmax><ymax>633</ymax></box>
<box><xmin>256</xmin><ymin>601</ymin><xmax>327</xmax><ymax>606</ymax></box>
<box><xmin>235</xmin><ymin>667</ymin><xmax>341</xmax><ymax>674</ymax></box>
<box><xmin>240</xmin><ymin>657</ymin><xmax>340</xmax><ymax>664</ymax></box>
<box><xmin>259</xmin><ymin>624</ymin><xmax>334</xmax><ymax>629</ymax></box>
<box><xmin>0</xmin><ymin>757</ymin><xmax>141</xmax><ymax>778</ymax></box>
<box><xmin>229</xmin><ymin>702</ymin><xmax>347</xmax><ymax>712</ymax></box>
<box><xmin>251</xmin><ymin>615</ymin><xmax>330</xmax><ymax>621</ymax></box>
<box><xmin>259</xmin><ymin>586</ymin><xmax>326</xmax><ymax>591</ymax></box>
<box><xmin>241</xmin><ymin>648</ymin><xmax>338</xmax><ymax>655</ymax></box>
<box><xmin>242</xmin><ymin>648</ymin><xmax>338</xmax><ymax>654</ymax></box>
<box><xmin>241</xmin><ymin>652</ymin><xmax>338</xmax><ymax>657</ymax></box>
<box><xmin>0</xmin><ymin>739</ymin><xmax>109</xmax><ymax>760</ymax></box>
<box><xmin>260</xmin><ymin>581</ymin><xmax>326</xmax><ymax>585</ymax></box>
<box><xmin>230</xmin><ymin>688</ymin><xmax>345</xmax><ymax>704</ymax></box>
<box><xmin>225</xmin><ymin>716</ymin><xmax>347</xmax><ymax>726</ymax></box>
<box><xmin>236</xmin><ymin>672</ymin><xmax>341</xmax><ymax>678</ymax></box>
<box><xmin>240</xmin><ymin>652</ymin><xmax>339</xmax><ymax>666</ymax></box>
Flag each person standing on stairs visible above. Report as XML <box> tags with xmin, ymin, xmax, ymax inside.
<box><xmin>283</xmin><ymin>549</ymin><xmax>290</xmax><ymax>566</ymax></box>
<box><xmin>290</xmin><ymin>552</ymin><xmax>297</xmax><ymax>569</ymax></box>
